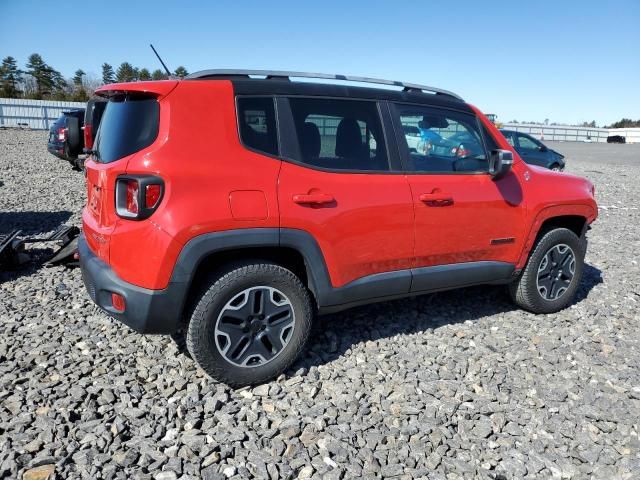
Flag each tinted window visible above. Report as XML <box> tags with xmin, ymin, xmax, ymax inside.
<box><xmin>394</xmin><ymin>104</ymin><xmax>488</xmax><ymax>173</ymax></box>
<box><xmin>94</xmin><ymin>96</ymin><xmax>159</xmax><ymax>163</ymax></box>
<box><xmin>502</xmin><ymin>131</ymin><xmax>516</xmax><ymax>147</ymax></box>
<box><xmin>288</xmin><ymin>98</ymin><xmax>388</xmax><ymax>171</ymax></box>
<box><xmin>237</xmin><ymin>97</ymin><xmax>278</xmax><ymax>156</ymax></box>
<box><xmin>517</xmin><ymin>134</ymin><xmax>540</xmax><ymax>150</ymax></box>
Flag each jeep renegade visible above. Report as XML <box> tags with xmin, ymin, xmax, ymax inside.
<box><xmin>79</xmin><ymin>70</ymin><xmax>597</xmax><ymax>386</ymax></box>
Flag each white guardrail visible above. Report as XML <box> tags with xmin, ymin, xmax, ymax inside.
<box><xmin>500</xmin><ymin>123</ymin><xmax>639</xmax><ymax>144</ymax></box>
<box><xmin>0</xmin><ymin>98</ymin><xmax>86</xmax><ymax>130</ymax></box>
<box><xmin>0</xmin><ymin>97</ymin><xmax>638</xmax><ymax>143</ymax></box>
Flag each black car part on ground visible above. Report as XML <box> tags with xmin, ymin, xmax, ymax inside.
<box><xmin>0</xmin><ymin>225</ymin><xmax>80</xmax><ymax>270</ymax></box>
<box><xmin>0</xmin><ymin>230</ymin><xmax>25</xmax><ymax>268</ymax></box>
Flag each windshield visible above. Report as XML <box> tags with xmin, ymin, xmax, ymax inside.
<box><xmin>93</xmin><ymin>95</ymin><xmax>159</xmax><ymax>163</ymax></box>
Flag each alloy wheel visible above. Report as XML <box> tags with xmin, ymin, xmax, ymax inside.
<box><xmin>536</xmin><ymin>244</ymin><xmax>576</xmax><ymax>301</ymax></box>
<box><xmin>214</xmin><ymin>286</ymin><xmax>295</xmax><ymax>367</ymax></box>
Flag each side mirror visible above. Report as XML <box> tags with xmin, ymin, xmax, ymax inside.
<box><xmin>489</xmin><ymin>149</ymin><xmax>514</xmax><ymax>180</ymax></box>
<box><xmin>539</xmin><ymin>144</ymin><xmax>548</xmax><ymax>152</ymax></box>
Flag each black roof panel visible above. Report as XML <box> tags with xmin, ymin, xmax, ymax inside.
<box><xmin>228</xmin><ymin>79</ymin><xmax>473</xmax><ymax>113</ymax></box>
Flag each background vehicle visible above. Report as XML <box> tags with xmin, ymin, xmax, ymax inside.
<box><xmin>84</xmin><ymin>98</ymin><xmax>107</xmax><ymax>152</ymax></box>
<box><xmin>607</xmin><ymin>135</ymin><xmax>626</xmax><ymax>144</ymax></box>
<box><xmin>47</xmin><ymin>109</ymin><xmax>84</xmax><ymax>164</ymax></box>
<box><xmin>79</xmin><ymin>71</ymin><xmax>597</xmax><ymax>387</ymax></box>
<box><xmin>500</xmin><ymin>129</ymin><xmax>565</xmax><ymax>170</ymax></box>
<box><xmin>403</xmin><ymin>125</ymin><xmax>422</xmax><ymax>151</ymax></box>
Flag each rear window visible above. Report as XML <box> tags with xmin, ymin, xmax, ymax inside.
<box><xmin>237</xmin><ymin>97</ymin><xmax>278</xmax><ymax>156</ymax></box>
<box><xmin>93</xmin><ymin>96</ymin><xmax>159</xmax><ymax>163</ymax></box>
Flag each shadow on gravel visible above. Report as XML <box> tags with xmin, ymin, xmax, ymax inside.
<box><xmin>0</xmin><ymin>210</ymin><xmax>72</xmax><ymax>235</ymax></box>
<box><xmin>296</xmin><ymin>262</ymin><xmax>603</xmax><ymax>371</ymax></box>
<box><xmin>575</xmin><ymin>263</ymin><xmax>603</xmax><ymax>302</ymax></box>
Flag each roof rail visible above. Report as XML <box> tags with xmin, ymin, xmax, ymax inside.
<box><xmin>185</xmin><ymin>69</ymin><xmax>463</xmax><ymax>101</ymax></box>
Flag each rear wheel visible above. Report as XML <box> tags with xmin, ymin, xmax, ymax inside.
<box><xmin>510</xmin><ymin>228</ymin><xmax>585</xmax><ymax>313</ymax></box>
<box><xmin>186</xmin><ymin>262</ymin><xmax>313</xmax><ymax>387</ymax></box>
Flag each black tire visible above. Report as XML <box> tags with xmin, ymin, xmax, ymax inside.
<box><xmin>66</xmin><ymin>117</ymin><xmax>81</xmax><ymax>155</ymax></box>
<box><xmin>510</xmin><ymin>228</ymin><xmax>585</xmax><ymax>314</ymax></box>
<box><xmin>186</xmin><ymin>262</ymin><xmax>313</xmax><ymax>387</ymax></box>
<box><xmin>550</xmin><ymin>163</ymin><xmax>561</xmax><ymax>171</ymax></box>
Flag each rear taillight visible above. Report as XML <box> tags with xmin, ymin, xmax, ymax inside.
<box><xmin>84</xmin><ymin>124</ymin><xmax>93</xmax><ymax>150</ymax></box>
<box><xmin>126</xmin><ymin>180</ymin><xmax>139</xmax><ymax>215</ymax></box>
<box><xmin>145</xmin><ymin>184</ymin><xmax>162</xmax><ymax>209</ymax></box>
<box><xmin>115</xmin><ymin>176</ymin><xmax>164</xmax><ymax>219</ymax></box>
<box><xmin>57</xmin><ymin>127</ymin><xmax>66</xmax><ymax>141</ymax></box>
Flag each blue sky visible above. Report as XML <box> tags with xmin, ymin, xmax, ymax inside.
<box><xmin>1</xmin><ymin>0</ymin><xmax>638</xmax><ymax>126</ymax></box>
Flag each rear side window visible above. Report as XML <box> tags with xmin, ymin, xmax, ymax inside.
<box><xmin>94</xmin><ymin>96</ymin><xmax>159</xmax><ymax>163</ymax></box>
<box><xmin>237</xmin><ymin>97</ymin><xmax>278</xmax><ymax>156</ymax></box>
<box><xmin>288</xmin><ymin>98</ymin><xmax>389</xmax><ymax>171</ymax></box>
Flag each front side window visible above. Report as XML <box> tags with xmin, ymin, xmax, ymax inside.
<box><xmin>517</xmin><ymin>134</ymin><xmax>540</xmax><ymax>150</ymax></box>
<box><xmin>394</xmin><ymin>104</ymin><xmax>488</xmax><ymax>173</ymax></box>
<box><xmin>237</xmin><ymin>97</ymin><xmax>278</xmax><ymax>156</ymax></box>
<box><xmin>288</xmin><ymin>98</ymin><xmax>389</xmax><ymax>171</ymax></box>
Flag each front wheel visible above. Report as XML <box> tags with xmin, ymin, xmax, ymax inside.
<box><xmin>186</xmin><ymin>262</ymin><xmax>313</xmax><ymax>387</ymax></box>
<box><xmin>510</xmin><ymin>228</ymin><xmax>585</xmax><ymax>314</ymax></box>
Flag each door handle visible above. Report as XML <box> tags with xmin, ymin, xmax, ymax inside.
<box><xmin>419</xmin><ymin>192</ymin><xmax>454</xmax><ymax>206</ymax></box>
<box><xmin>292</xmin><ymin>192</ymin><xmax>335</xmax><ymax>205</ymax></box>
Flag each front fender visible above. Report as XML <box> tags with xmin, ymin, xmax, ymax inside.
<box><xmin>517</xmin><ymin>204</ymin><xmax>597</xmax><ymax>269</ymax></box>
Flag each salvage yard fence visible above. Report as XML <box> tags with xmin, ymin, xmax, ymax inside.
<box><xmin>1</xmin><ymin>97</ymin><xmax>638</xmax><ymax>143</ymax></box>
<box><xmin>501</xmin><ymin>123</ymin><xmax>640</xmax><ymax>144</ymax></box>
<box><xmin>0</xmin><ymin>98</ymin><xmax>86</xmax><ymax>130</ymax></box>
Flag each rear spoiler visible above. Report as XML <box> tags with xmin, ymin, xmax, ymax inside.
<box><xmin>95</xmin><ymin>80</ymin><xmax>179</xmax><ymax>99</ymax></box>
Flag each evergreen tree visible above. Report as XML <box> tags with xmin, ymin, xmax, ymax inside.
<box><xmin>73</xmin><ymin>69</ymin><xmax>85</xmax><ymax>87</ymax></box>
<box><xmin>72</xmin><ymin>69</ymin><xmax>88</xmax><ymax>101</ymax></box>
<box><xmin>138</xmin><ymin>68</ymin><xmax>152</xmax><ymax>81</ymax></box>
<box><xmin>173</xmin><ymin>66</ymin><xmax>189</xmax><ymax>78</ymax></box>
<box><xmin>116</xmin><ymin>62</ymin><xmax>137</xmax><ymax>82</ymax></box>
<box><xmin>0</xmin><ymin>56</ymin><xmax>22</xmax><ymax>97</ymax></box>
<box><xmin>25</xmin><ymin>53</ymin><xmax>65</xmax><ymax>98</ymax></box>
<box><xmin>151</xmin><ymin>69</ymin><xmax>168</xmax><ymax>80</ymax></box>
<box><xmin>102</xmin><ymin>63</ymin><xmax>115</xmax><ymax>84</ymax></box>
<box><xmin>25</xmin><ymin>53</ymin><xmax>49</xmax><ymax>97</ymax></box>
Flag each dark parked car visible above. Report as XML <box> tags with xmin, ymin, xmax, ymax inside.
<box><xmin>500</xmin><ymin>129</ymin><xmax>565</xmax><ymax>171</ymax></box>
<box><xmin>47</xmin><ymin>109</ymin><xmax>85</xmax><ymax>165</ymax></box>
<box><xmin>607</xmin><ymin>135</ymin><xmax>626</xmax><ymax>144</ymax></box>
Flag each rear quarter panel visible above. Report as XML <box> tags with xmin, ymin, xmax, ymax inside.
<box><xmin>110</xmin><ymin>80</ymin><xmax>282</xmax><ymax>289</ymax></box>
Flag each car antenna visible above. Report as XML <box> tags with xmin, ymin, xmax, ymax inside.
<box><xmin>150</xmin><ymin>43</ymin><xmax>174</xmax><ymax>78</ymax></box>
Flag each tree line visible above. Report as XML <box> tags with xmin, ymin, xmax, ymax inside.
<box><xmin>0</xmin><ymin>54</ymin><xmax>189</xmax><ymax>102</ymax></box>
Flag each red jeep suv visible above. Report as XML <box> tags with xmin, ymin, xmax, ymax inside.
<box><xmin>79</xmin><ymin>70</ymin><xmax>597</xmax><ymax>386</ymax></box>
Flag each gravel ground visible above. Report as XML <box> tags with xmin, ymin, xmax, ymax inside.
<box><xmin>1</xmin><ymin>130</ymin><xmax>639</xmax><ymax>480</ymax></box>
